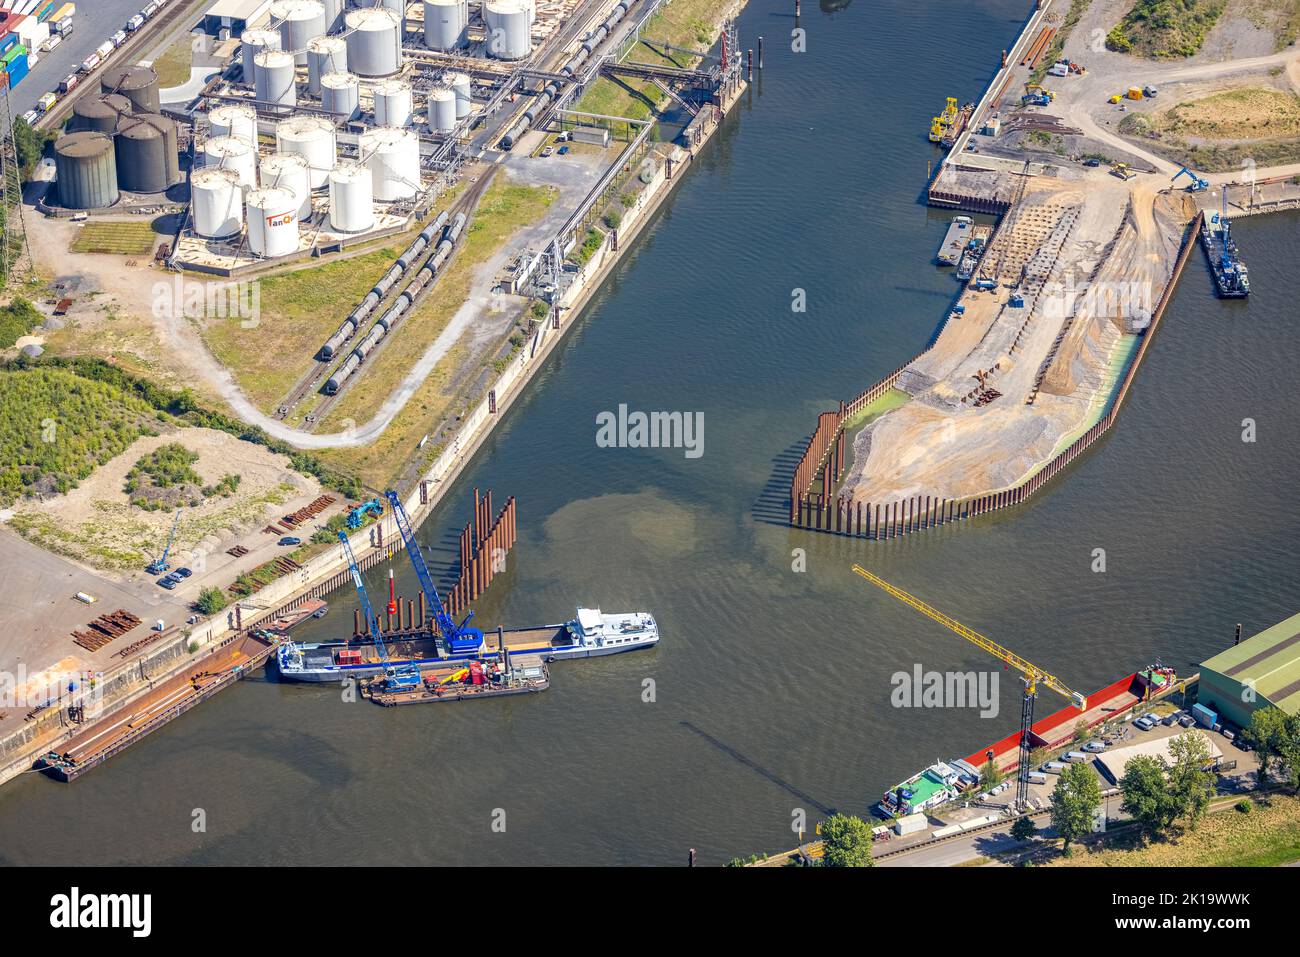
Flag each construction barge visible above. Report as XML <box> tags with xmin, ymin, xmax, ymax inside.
<box><xmin>277</xmin><ymin>608</ymin><xmax>659</xmax><ymax>681</ymax></box>
<box><xmin>360</xmin><ymin>654</ymin><xmax>549</xmax><ymax>706</ymax></box>
<box><xmin>36</xmin><ymin>632</ymin><xmax>280</xmax><ymax>783</ymax></box>
<box><xmin>1201</xmin><ymin>209</ymin><xmax>1250</xmax><ymax>298</ymax></box>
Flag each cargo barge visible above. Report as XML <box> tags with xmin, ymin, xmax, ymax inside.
<box><xmin>1201</xmin><ymin>210</ymin><xmax>1249</xmax><ymax>298</ymax></box>
<box><xmin>360</xmin><ymin>654</ymin><xmax>548</xmax><ymax>706</ymax></box>
<box><xmin>36</xmin><ymin>632</ymin><xmax>280</xmax><ymax>783</ymax></box>
<box><xmin>276</xmin><ymin>608</ymin><xmax>658</xmax><ymax>682</ymax></box>
<box><xmin>935</xmin><ymin>215</ymin><xmax>974</xmax><ymax>265</ymax></box>
<box><xmin>877</xmin><ymin>666</ymin><xmax>1179</xmax><ymax>815</ymax></box>
<box><xmin>261</xmin><ymin>598</ymin><xmax>328</xmax><ymax>634</ymax></box>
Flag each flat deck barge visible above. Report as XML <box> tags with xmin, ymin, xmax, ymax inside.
<box><xmin>36</xmin><ymin>632</ymin><xmax>279</xmax><ymax>782</ymax></box>
<box><xmin>361</xmin><ymin>655</ymin><xmax>548</xmax><ymax>706</ymax></box>
<box><xmin>935</xmin><ymin>215</ymin><xmax>974</xmax><ymax>265</ymax></box>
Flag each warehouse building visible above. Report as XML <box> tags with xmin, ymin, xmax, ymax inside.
<box><xmin>202</xmin><ymin>0</ymin><xmax>274</xmax><ymax>38</ymax></box>
<box><xmin>1198</xmin><ymin>611</ymin><xmax>1300</xmax><ymax>729</ymax></box>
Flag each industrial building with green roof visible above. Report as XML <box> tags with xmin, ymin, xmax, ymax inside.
<box><xmin>1198</xmin><ymin>611</ymin><xmax>1300</xmax><ymax>729</ymax></box>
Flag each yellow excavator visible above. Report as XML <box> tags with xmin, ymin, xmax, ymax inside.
<box><xmin>852</xmin><ymin>566</ymin><xmax>1086</xmax><ymax>810</ymax></box>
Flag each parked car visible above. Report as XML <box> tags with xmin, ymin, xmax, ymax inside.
<box><xmin>541</xmin><ymin>146</ymin><xmax>553</xmax><ymax>157</ymax></box>
<box><xmin>1083</xmin><ymin>158</ymin><xmax>1101</xmax><ymax>167</ymax></box>
<box><xmin>557</xmin><ymin>145</ymin><xmax>569</xmax><ymax>155</ymax></box>
<box><xmin>278</xmin><ymin>536</ymin><xmax>301</xmax><ymax>546</ymax></box>
<box><xmin>158</xmin><ymin>576</ymin><xmax>178</xmax><ymax>589</ymax></box>
<box><xmin>1133</xmin><ymin>715</ymin><xmax>1156</xmax><ymax>731</ymax></box>
<box><xmin>174</xmin><ymin>567</ymin><xmax>192</xmax><ymax>579</ymax></box>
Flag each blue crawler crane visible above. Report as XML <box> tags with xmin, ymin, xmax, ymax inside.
<box><xmin>384</xmin><ymin>490</ymin><xmax>484</xmax><ymax>656</ymax></box>
<box><xmin>145</xmin><ymin>509</ymin><xmax>182</xmax><ymax>575</ymax></box>
<box><xmin>338</xmin><ymin>530</ymin><xmax>420</xmax><ymax>691</ymax></box>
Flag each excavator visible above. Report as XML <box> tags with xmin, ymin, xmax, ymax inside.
<box><xmin>1173</xmin><ymin>166</ymin><xmax>1209</xmax><ymax>192</ymax></box>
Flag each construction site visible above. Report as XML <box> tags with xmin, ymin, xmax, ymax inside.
<box><xmin>790</xmin><ymin>0</ymin><xmax>1300</xmax><ymax>540</ymax></box>
<box><xmin>0</xmin><ymin>0</ymin><xmax>746</xmax><ymax>792</ymax></box>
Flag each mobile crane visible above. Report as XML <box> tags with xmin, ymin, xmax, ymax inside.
<box><xmin>851</xmin><ymin>566</ymin><xmax>1086</xmax><ymax>810</ymax></box>
<box><xmin>145</xmin><ymin>509</ymin><xmax>182</xmax><ymax>575</ymax></box>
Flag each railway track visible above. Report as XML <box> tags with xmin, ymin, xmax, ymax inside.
<box><xmin>280</xmin><ymin>165</ymin><xmax>499</xmax><ymax>432</ymax></box>
<box><xmin>35</xmin><ymin>0</ymin><xmax>213</xmax><ymax>133</ymax></box>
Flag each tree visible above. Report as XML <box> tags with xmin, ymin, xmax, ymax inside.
<box><xmin>1167</xmin><ymin>730</ymin><xmax>1216</xmax><ymax>829</ymax></box>
<box><xmin>12</xmin><ymin>118</ymin><xmax>54</xmax><ymax>181</ymax></box>
<box><xmin>1049</xmin><ymin>763</ymin><xmax>1101</xmax><ymax>854</ymax></box>
<box><xmin>982</xmin><ymin>756</ymin><xmax>1004</xmax><ymax>789</ymax></box>
<box><xmin>1010</xmin><ymin>815</ymin><xmax>1037</xmax><ymax>843</ymax></box>
<box><xmin>195</xmin><ymin>587</ymin><xmax>227</xmax><ymax>615</ymax></box>
<box><xmin>1119</xmin><ymin>755</ymin><xmax>1176</xmax><ymax>836</ymax></box>
<box><xmin>1243</xmin><ymin>707</ymin><xmax>1300</xmax><ymax>791</ymax></box>
<box><xmin>819</xmin><ymin>813</ymin><xmax>875</xmax><ymax>867</ymax></box>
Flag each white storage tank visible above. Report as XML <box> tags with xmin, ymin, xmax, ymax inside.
<box><xmin>320</xmin><ymin>70</ymin><xmax>360</xmax><ymax>119</ymax></box>
<box><xmin>246</xmin><ymin>186</ymin><xmax>300</xmax><ymax>257</ymax></box>
<box><xmin>320</xmin><ymin>0</ymin><xmax>342</xmax><ymax>32</ymax></box>
<box><xmin>427</xmin><ymin>85</ymin><xmax>455</xmax><ymax>132</ymax></box>
<box><xmin>208</xmin><ymin>102</ymin><xmax>258</xmax><ymax>143</ymax></box>
<box><xmin>344</xmin><ymin>8</ymin><xmax>401</xmax><ymax>77</ymax></box>
<box><xmin>359</xmin><ymin>126</ymin><xmax>420</xmax><ymax>201</ymax></box>
<box><xmin>483</xmin><ymin>0</ymin><xmax>530</xmax><ymax>61</ymax></box>
<box><xmin>448</xmin><ymin>72</ymin><xmax>471</xmax><ymax>119</ymax></box>
<box><xmin>328</xmin><ymin>162</ymin><xmax>374</xmax><ymax>233</ymax></box>
<box><xmin>202</xmin><ymin>135</ymin><xmax>258</xmax><ymax>190</ymax></box>
<box><xmin>191</xmin><ymin>166</ymin><xmax>245</xmax><ymax>239</ymax></box>
<box><xmin>373</xmin><ymin>78</ymin><xmax>412</xmax><ymax>127</ymax></box>
<box><xmin>275</xmin><ymin>115</ymin><xmax>337</xmax><ymax>189</ymax></box>
<box><xmin>240</xmin><ymin>28</ymin><xmax>281</xmax><ymax>79</ymax></box>
<box><xmin>272</xmin><ymin>0</ymin><xmax>327</xmax><ymax>66</ymax></box>
<box><xmin>423</xmin><ymin>0</ymin><xmax>467</xmax><ymax>52</ymax></box>
<box><xmin>260</xmin><ymin>153</ymin><xmax>312</xmax><ymax>220</ymax></box>
<box><xmin>375</xmin><ymin>0</ymin><xmax>407</xmax><ymax>15</ymax></box>
<box><xmin>306</xmin><ymin>35</ymin><xmax>347</xmax><ymax>96</ymax></box>
<box><xmin>254</xmin><ymin>48</ymin><xmax>298</xmax><ymax>114</ymax></box>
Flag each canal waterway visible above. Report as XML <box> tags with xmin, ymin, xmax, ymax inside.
<box><xmin>1</xmin><ymin>0</ymin><xmax>1298</xmax><ymax>865</ymax></box>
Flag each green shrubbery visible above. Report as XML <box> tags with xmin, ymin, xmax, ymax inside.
<box><xmin>1105</xmin><ymin>0</ymin><xmax>1226</xmax><ymax>58</ymax></box>
<box><xmin>0</xmin><ymin>298</ymin><xmax>43</xmax><ymax>349</ymax></box>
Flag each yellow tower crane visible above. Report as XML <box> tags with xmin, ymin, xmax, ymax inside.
<box><xmin>851</xmin><ymin>565</ymin><xmax>1087</xmax><ymax>810</ymax></box>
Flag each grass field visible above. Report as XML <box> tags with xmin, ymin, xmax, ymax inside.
<box><xmin>70</xmin><ymin>221</ymin><xmax>158</xmax><ymax>256</ymax></box>
<box><xmin>315</xmin><ymin>178</ymin><xmax>556</xmax><ymax>489</ymax></box>
<box><xmin>1120</xmin><ymin>85</ymin><xmax>1300</xmax><ymax>169</ymax></box>
<box><xmin>1051</xmin><ymin>795</ymin><xmax>1300</xmax><ymax>866</ymax></box>
<box><xmin>200</xmin><ymin>242</ymin><xmax>408</xmax><ymax>412</ymax></box>
<box><xmin>1106</xmin><ymin>0</ymin><xmax>1228</xmax><ymax>58</ymax></box>
<box><xmin>151</xmin><ymin>33</ymin><xmax>194</xmax><ymax>89</ymax></box>
<box><xmin>0</xmin><ymin>365</ymin><xmax>163</xmax><ymax>504</ymax></box>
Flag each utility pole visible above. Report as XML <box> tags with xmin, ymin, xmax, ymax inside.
<box><xmin>0</xmin><ymin>83</ymin><xmax>35</xmax><ymax>288</ymax></box>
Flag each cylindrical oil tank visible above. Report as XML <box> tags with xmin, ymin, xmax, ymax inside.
<box><xmin>191</xmin><ymin>166</ymin><xmax>245</xmax><ymax>239</ymax></box>
<box><xmin>328</xmin><ymin>162</ymin><xmax>374</xmax><ymax>233</ymax></box>
<box><xmin>320</xmin><ymin>0</ymin><xmax>342</xmax><ymax>31</ymax></box>
<box><xmin>246</xmin><ymin>186</ymin><xmax>300</xmax><ymax>258</ymax></box>
<box><xmin>240</xmin><ymin>28</ymin><xmax>281</xmax><ymax>79</ymax></box>
<box><xmin>203</xmin><ymin>135</ymin><xmax>258</xmax><ymax>190</ymax></box>
<box><xmin>426</xmin><ymin>85</ymin><xmax>455</xmax><ymax>132</ymax></box>
<box><xmin>306</xmin><ymin>35</ymin><xmax>347</xmax><ymax>96</ymax></box>
<box><xmin>320</xmin><ymin>70</ymin><xmax>359</xmax><ymax>119</ymax></box>
<box><xmin>448</xmin><ymin>72</ymin><xmax>471</xmax><ymax>118</ymax></box>
<box><xmin>69</xmin><ymin>93</ymin><xmax>132</xmax><ymax>134</ymax></box>
<box><xmin>377</xmin><ymin>0</ymin><xmax>407</xmax><ymax>14</ymax></box>
<box><xmin>55</xmin><ymin>131</ymin><xmax>118</xmax><ymax>210</ymax></box>
<box><xmin>359</xmin><ymin>126</ymin><xmax>420</xmax><ymax>201</ymax></box>
<box><xmin>115</xmin><ymin>113</ymin><xmax>179</xmax><ymax>193</ymax></box>
<box><xmin>272</xmin><ymin>0</ymin><xmax>327</xmax><ymax>66</ymax></box>
<box><xmin>276</xmin><ymin>115</ymin><xmax>337</xmax><ymax>189</ymax></box>
<box><xmin>254</xmin><ymin>49</ymin><xmax>298</xmax><ymax>114</ymax></box>
<box><xmin>100</xmin><ymin>65</ymin><xmax>160</xmax><ymax>114</ymax></box>
<box><xmin>483</xmin><ymin>0</ymin><xmax>530</xmax><ymax>61</ymax></box>
<box><xmin>423</xmin><ymin>0</ymin><xmax>467</xmax><ymax>51</ymax></box>
<box><xmin>208</xmin><ymin>102</ymin><xmax>258</xmax><ymax>142</ymax></box>
<box><xmin>373</xmin><ymin>78</ymin><xmax>412</xmax><ymax>127</ymax></box>
<box><xmin>260</xmin><ymin>153</ymin><xmax>312</xmax><ymax>220</ymax></box>
<box><xmin>344</xmin><ymin>8</ymin><xmax>401</xmax><ymax>77</ymax></box>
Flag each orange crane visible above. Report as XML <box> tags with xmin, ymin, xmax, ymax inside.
<box><xmin>851</xmin><ymin>566</ymin><xmax>1086</xmax><ymax>810</ymax></box>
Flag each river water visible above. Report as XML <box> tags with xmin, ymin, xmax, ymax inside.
<box><xmin>2</xmin><ymin>0</ymin><xmax>1298</xmax><ymax>866</ymax></box>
